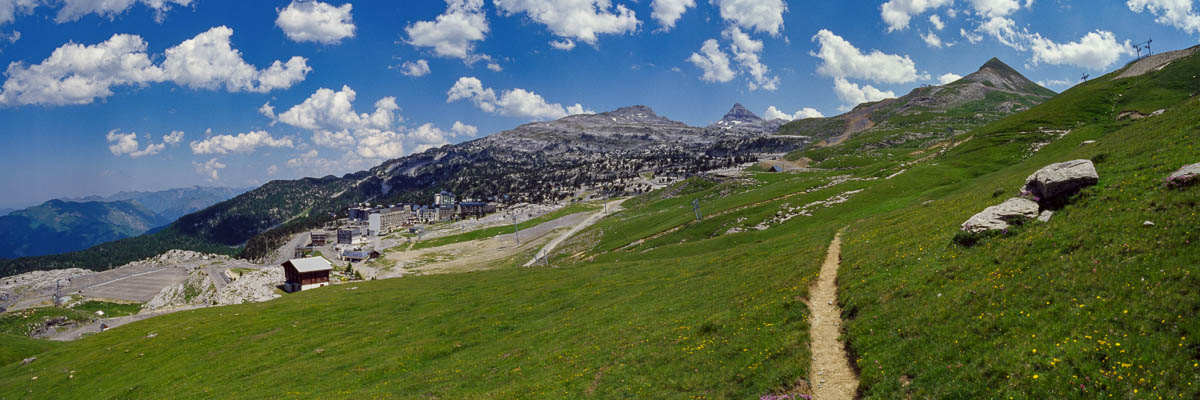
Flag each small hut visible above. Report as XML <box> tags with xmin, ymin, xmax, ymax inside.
<box><xmin>282</xmin><ymin>257</ymin><xmax>333</xmax><ymax>293</ymax></box>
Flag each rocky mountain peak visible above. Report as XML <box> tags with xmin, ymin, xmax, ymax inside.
<box><xmin>710</xmin><ymin>103</ymin><xmax>766</xmax><ymax>131</ymax></box>
<box><xmin>609</xmin><ymin>105</ymin><xmax>657</xmax><ymax>117</ymax></box>
<box><xmin>960</xmin><ymin>57</ymin><xmax>1050</xmax><ymax>95</ymax></box>
<box><xmin>721</xmin><ymin>103</ymin><xmax>762</xmax><ymax>123</ymax></box>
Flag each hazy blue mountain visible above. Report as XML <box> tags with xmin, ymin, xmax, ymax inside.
<box><xmin>65</xmin><ymin>186</ymin><xmax>250</xmax><ymax>222</ymax></box>
<box><xmin>0</xmin><ymin>200</ymin><xmax>172</xmax><ymax>259</ymax></box>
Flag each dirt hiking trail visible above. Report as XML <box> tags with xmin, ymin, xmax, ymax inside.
<box><xmin>808</xmin><ymin>233</ymin><xmax>859</xmax><ymax>399</ymax></box>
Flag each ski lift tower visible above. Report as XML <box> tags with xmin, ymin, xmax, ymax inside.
<box><xmin>1133</xmin><ymin>38</ymin><xmax>1153</xmax><ymax>59</ymax></box>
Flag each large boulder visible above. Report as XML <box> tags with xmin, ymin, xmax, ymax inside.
<box><xmin>961</xmin><ymin>197</ymin><xmax>1040</xmax><ymax>233</ymax></box>
<box><xmin>1166</xmin><ymin>162</ymin><xmax>1200</xmax><ymax>187</ymax></box>
<box><xmin>1023</xmin><ymin>160</ymin><xmax>1099</xmax><ymax>203</ymax></box>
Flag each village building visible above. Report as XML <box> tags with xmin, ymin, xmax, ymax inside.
<box><xmin>434</xmin><ymin>190</ymin><xmax>456</xmax><ymax>206</ymax></box>
<box><xmin>368</xmin><ymin>206</ymin><xmax>412</xmax><ymax>235</ymax></box>
<box><xmin>310</xmin><ymin>230</ymin><xmax>330</xmax><ymax>246</ymax></box>
<box><xmin>457</xmin><ymin>201</ymin><xmax>496</xmax><ymax>218</ymax></box>
<box><xmin>337</xmin><ymin>228</ymin><xmax>368</xmax><ymax>246</ymax></box>
<box><xmin>282</xmin><ymin>257</ymin><xmax>333</xmax><ymax>292</ymax></box>
<box><xmin>340</xmin><ymin>249</ymin><xmax>381</xmax><ymax>263</ymax></box>
<box><xmin>417</xmin><ymin>206</ymin><xmax>439</xmax><ymax>223</ymax></box>
<box><xmin>348</xmin><ymin>207</ymin><xmax>372</xmax><ymax>222</ymax></box>
<box><xmin>437</xmin><ymin>206</ymin><xmax>457</xmax><ymax>222</ymax></box>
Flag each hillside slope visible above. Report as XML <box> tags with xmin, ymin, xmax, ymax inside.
<box><xmin>778</xmin><ymin>57</ymin><xmax>1054</xmax><ymax>152</ymax></box>
<box><xmin>0</xmin><ymin>200</ymin><xmax>170</xmax><ymax>259</ymax></box>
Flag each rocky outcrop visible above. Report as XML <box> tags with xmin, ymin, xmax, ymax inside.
<box><xmin>213</xmin><ymin>267</ymin><xmax>283</xmax><ymax>305</ymax></box>
<box><xmin>144</xmin><ymin>270</ymin><xmax>217</xmax><ymax>310</ymax></box>
<box><xmin>1023</xmin><ymin>160</ymin><xmax>1099</xmax><ymax>204</ymax></box>
<box><xmin>1166</xmin><ymin>162</ymin><xmax>1200</xmax><ymax>187</ymax></box>
<box><xmin>960</xmin><ymin>198</ymin><xmax>1040</xmax><ymax>233</ymax></box>
<box><xmin>144</xmin><ymin>267</ymin><xmax>282</xmax><ymax>310</ymax></box>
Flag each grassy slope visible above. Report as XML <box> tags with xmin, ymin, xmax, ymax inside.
<box><xmin>1</xmin><ymin>54</ymin><xmax>1197</xmax><ymax>399</ymax></box>
<box><xmin>837</xmin><ymin>56</ymin><xmax>1200</xmax><ymax>397</ymax></box>
<box><xmin>0</xmin><ymin>336</ymin><xmax>57</xmax><ymax>367</ymax></box>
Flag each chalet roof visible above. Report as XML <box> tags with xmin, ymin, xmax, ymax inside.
<box><xmin>285</xmin><ymin>257</ymin><xmax>333</xmax><ymax>273</ymax></box>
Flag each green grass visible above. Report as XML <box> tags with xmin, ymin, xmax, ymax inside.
<box><xmin>831</xmin><ymin>55</ymin><xmax>1200</xmax><ymax>398</ymax></box>
<box><xmin>0</xmin><ymin>335</ymin><xmax>57</xmax><ymax>367</ymax></box>
<box><xmin>0</xmin><ymin>307</ymin><xmax>93</xmax><ymax>337</ymax></box>
<box><xmin>71</xmin><ymin>301</ymin><xmax>142</xmax><ymax>318</ymax></box>
<box><xmin>410</xmin><ymin>202</ymin><xmax>601</xmax><ymax>250</ymax></box>
<box><xmin>0</xmin><ymin>227</ymin><xmax>830</xmax><ymax>399</ymax></box>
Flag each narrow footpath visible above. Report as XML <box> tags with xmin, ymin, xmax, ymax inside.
<box><xmin>808</xmin><ymin>233</ymin><xmax>859</xmax><ymax>399</ymax></box>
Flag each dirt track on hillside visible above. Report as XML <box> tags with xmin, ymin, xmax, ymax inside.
<box><xmin>808</xmin><ymin>233</ymin><xmax>859</xmax><ymax>399</ymax></box>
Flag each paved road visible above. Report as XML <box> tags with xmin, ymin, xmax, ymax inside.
<box><xmin>69</xmin><ymin>266</ymin><xmax>189</xmax><ymax>303</ymax></box>
<box><xmin>207</xmin><ymin>265</ymin><xmax>230</xmax><ymax>291</ymax></box>
<box><xmin>524</xmin><ymin>199</ymin><xmax>627</xmax><ymax>266</ymax></box>
<box><xmin>271</xmin><ymin>231</ymin><xmax>311</xmax><ymax>265</ymax></box>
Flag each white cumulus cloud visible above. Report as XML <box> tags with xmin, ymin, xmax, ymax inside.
<box><xmin>1127</xmin><ymin>0</ymin><xmax>1200</xmax><ymax>34</ymax></box>
<box><xmin>1028</xmin><ymin>30</ymin><xmax>1135</xmax><ymax>71</ymax></box>
<box><xmin>106</xmin><ymin>129</ymin><xmax>139</xmax><ymax>156</ymax></box>
<box><xmin>1037</xmin><ymin>79</ymin><xmax>1074</xmax><ymax>90</ymax></box>
<box><xmin>938</xmin><ymin>72</ymin><xmax>962</xmax><ymax>84</ymax></box>
<box><xmin>0</xmin><ymin>33</ymin><xmax>163</xmax><ymax>106</ymax></box>
<box><xmin>189</xmin><ymin>130</ymin><xmax>294</xmax><ymax>154</ymax></box>
<box><xmin>493</xmin><ymin>0</ymin><xmax>640</xmax><ymax>45</ymax></box>
<box><xmin>764</xmin><ymin>106</ymin><xmax>823</xmax><ymax>121</ymax></box>
<box><xmin>451</xmin><ymin>120</ymin><xmax>478</xmax><ymax>137</ymax></box>
<box><xmin>549</xmin><ymin>39</ymin><xmax>576</xmax><ymax>51</ymax></box>
<box><xmin>193</xmin><ymin>158</ymin><xmax>225</xmax><ymax>182</ymax></box>
<box><xmin>406</xmin><ymin>0</ymin><xmax>489</xmax><ymax>62</ymax></box>
<box><xmin>651</xmin><ymin>0</ymin><xmax>695</xmax><ymax>30</ymax></box>
<box><xmin>811</xmin><ymin>29</ymin><xmax>926</xmax><ymax>84</ymax></box>
<box><xmin>276</xmin><ymin>85</ymin><xmax>401</xmax><ymax>131</ymax></box>
<box><xmin>0</xmin><ymin>26</ymin><xmax>310</xmax><ymax>106</ymax></box>
<box><xmin>162</xmin><ymin>26</ymin><xmax>311</xmax><ymax>93</ymax></box>
<box><xmin>398</xmin><ymin>59</ymin><xmax>431</xmax><ymax>77</ymax></box>
<box><xmin>929</xmin><ymin>14</ymin><xmax>945</xmax><ymax>30</ymax></box>
<box><xmin>56</xmin><ymin>0</ymin><xmax>191</xmax><ymax>23</ymax></box>
<box><xmin>275</xmin><ymin>0</ymin><xmax>356</xmax><ymax>44</ymax></box>
<box><xmin>922</xmin><ymin>31</ymin><xmax>946</xmax><ymax>48</ymax></box>
<box><xmin>833</xmin><ymin>77</ymin><xmax>895</xmax><ymax>109</ymax></box>
<box><xmin>880</xmin><ymin>0</ymin><xmax>952</xmax><ymax>32</ymax></box>
<box><xmin>447</xmin><ymin>76</ymin><xmax>591</xmax><ymax>120</ymax></box>
<box><xmin>163</xmin><ymin>130</ymin><xmax>184</xmax><ymax>145</ymax></box>
<box><xmin>106</xmin><ymin>129</ymin><xmax>183</xmax><ymax>158</ymax></box>
<box><xmin>687</xmin><ymin>38</ymin><xmax>735</xmax><ymax>83</ymax></box>
<box><xmin>0</xmin><ymin>0</ymin><xmax>39</xmax><ymax>25</ymax></box>
<box><xmin>712</xmin><ymin>0</ymin><xmax>787</xmax><ymax>36</ymax></box>
<box><xmin>723</xmin><ymin>26</ymin><xmax>778</xmax><ymax>91</ymax></box>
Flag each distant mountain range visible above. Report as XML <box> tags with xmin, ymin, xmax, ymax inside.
<box><xmin>0</xmin><ymin>186</ymin><xmax>248</xmax><ymax>259</ymax></box>
<box><xmin>63</xmin><ymin>186</ymin><xmax>250</xmax><ymax>223</ymax></box>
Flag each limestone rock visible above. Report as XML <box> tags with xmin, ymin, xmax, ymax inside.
<box><xmin>1023</xmin><ymin>160</ymin><xmax>1099</xmax><ymax>203</ymax></box>
<box><xmin>961</xmin><ymin>197</ymin><xmax>1040</xmax><ymax>233</ymax></box>
<box><xmin>1166</xmin><ymin>162</ymin><xmax>1200</xmax><ymax>187</ymax></box>
<box><xmin>1037</xmin><ymin>210</ymin><xmax>1053</xmax><ymax>223</ymax></box>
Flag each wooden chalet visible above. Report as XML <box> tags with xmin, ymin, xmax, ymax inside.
<box><xmin>282</xmin><ymin>257</ymin><xmax>333</xmax><ymax>293</ymax></box>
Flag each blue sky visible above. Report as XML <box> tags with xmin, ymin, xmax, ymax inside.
<box><xmin>1</xmin><ymin>0</ymin><xmax>1198</xmax><ymax>208</ymax></box>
